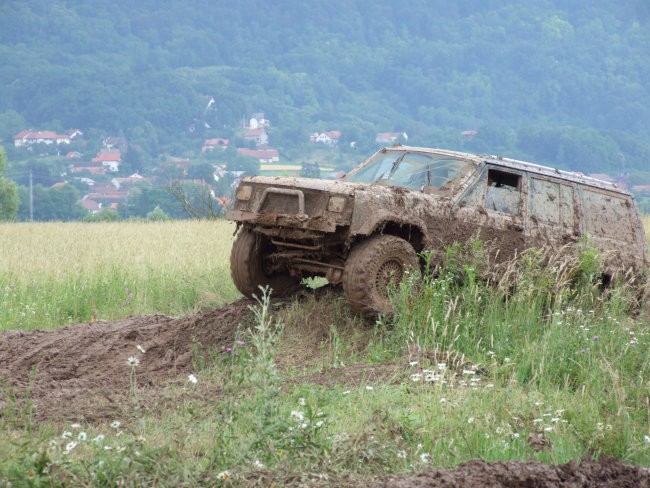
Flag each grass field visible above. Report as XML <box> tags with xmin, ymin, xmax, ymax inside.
<box><xmin>1</xmin><ymin>219</ymin><xmax>649</xmax><ymax>484</ymax></box>
<box><xmin>0</xmin><ymin>220</ymin><xmax>239</xmax><ymax>330</ymax></box>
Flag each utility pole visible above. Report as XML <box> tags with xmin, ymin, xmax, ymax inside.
<box><xmin>29</xmin><ymin>169</ymin><xmax>33</xmax><ymax>221</ymax></box>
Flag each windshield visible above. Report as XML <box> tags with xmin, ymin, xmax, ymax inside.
<box><xmin>344</xmin><ymin>150</ymin><xmax>473</xmax><ymax>191</ymax></box>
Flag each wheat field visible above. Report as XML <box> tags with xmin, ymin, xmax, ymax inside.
<box><xmin>0</xmin><ymin>220</ymin><xmax>238</xmax><ymax>329</ymax></box>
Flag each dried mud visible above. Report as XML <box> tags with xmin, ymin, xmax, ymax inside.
<box><xmin>369</xmin><ymin>456</ymin><xmax>650</xmax><ymax>488</ymax></box>
<box><xmin>0</xmin><ymin>298</ymin><xmax>254</xmax><ymax>422</ymax></box>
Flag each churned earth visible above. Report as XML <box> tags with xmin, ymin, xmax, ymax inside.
<box><xmin>0</xmin><ymin>296</ymin><xmax>648</xmax><ymax>487</ymax></box>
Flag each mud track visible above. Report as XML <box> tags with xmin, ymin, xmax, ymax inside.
<box><xmin>0</xmin><ymin>298</ymin><xmax>254</xmax><ymax>422</ymax></box>
<box><xmin>1</xmin><ymin>299</ymin><xmax>649</xmax><ymax>486</ymax></box>
<box><xmin>369</xmin><ymin>456</ymin><xmax>650</xmax><ymax>487</ymax></box>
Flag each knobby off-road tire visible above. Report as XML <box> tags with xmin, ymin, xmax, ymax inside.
<box><xmin>230</xmin><ymin>228</ymin><xmax>300</xmax><ymax>298</ymax></box>
<box><xmin>343</xmin><ymin>235</ymin><xmax>421</xmax><ymax>318</ymax></box>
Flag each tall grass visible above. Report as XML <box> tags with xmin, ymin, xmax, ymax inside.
<box><xmin>0</xmin><ymin>221</ymin><xmax>238</xmax><ymax>329</ymax></box>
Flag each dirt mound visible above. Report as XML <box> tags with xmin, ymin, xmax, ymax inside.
<box><xmin>0</xmin><ymin>298</ymin><xmax>254</xmax><ymax>422</ymax></box>
<box><xmin>369</xmin><ymin>456</ymin><xmax>650</xmax><ymax>488</ymax></box>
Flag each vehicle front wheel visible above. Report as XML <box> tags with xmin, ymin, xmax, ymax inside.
<box><xmin>343</xmin><ymin>235</ymin><xmax>420</xmax><ymax>317</ymax></box>
<box><xmin>230</xmin><ymin>228</ymin><xmax>301</xmax><ymax>298</ymax></box>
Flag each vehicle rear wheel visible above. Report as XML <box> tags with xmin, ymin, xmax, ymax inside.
<box><xmin>230</xmin><ymin>228</ymin><xmax>301</xmax><ymax>298</ymax></box>
<box><xmin>343</xmin><ymin>235</ymin><xmax>420</xmax><ymax>317</ymax></box>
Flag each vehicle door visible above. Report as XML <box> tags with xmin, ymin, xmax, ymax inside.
<box><xmin>454</xmin><ymin>164</ymin><xmax>526</xmax><ymax>262</ymax></box>
<box><xmin>526</xmin><ymin>176</ymin><xmax>578</xmax><ymax>248</ymax></box>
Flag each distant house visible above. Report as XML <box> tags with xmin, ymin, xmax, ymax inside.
<box><xmin>248</xmin><ymin>112</ymin><xmax>269</xmax><ymax>130</ymax></box>
<box><xmin>237</xmin><ymin>147</ymin><xmax>280</xmax><ymax>163</ymax></box>
<box><xmin>14</xmin><ymin>130</ymin><xmax>72</xmax><ymax>147</ymax></box>
<box><xmin>375</xmin><ymin>132</ymin><xmax>407</xmax><ymax>144</ymax></box>
<box><xmin>84</xmin><ymin>190</ymin><xmax>129</xmax><ymax>204</ymax></box>
<box><xmin>80</xmin><ymin>197</ymin><xmax>102</xmax><ymax>214</ymax></box>
<box><xmin>244</xmin><ymin>128</ymin><xmax>269</xmax><ymax>146</ymax></box>
<box><xmin>92</xmin><ymin>152</ymin><xmax>122</xmax><ymax>172</ymax></box>
<box><xmin>66</xmin><ymin>151</ymin><xmax>82</xmax><ymax>159</ymax></box>
<box><xmin>310</xmin><ymin>131</ymin><xmax>342</xmax><ymax>146</ymax></box>
<box><xmin>111</xmin><ymin>173</ymin><xmax>154</xmax><ymax>190</ymax></box>
<box><xmin>461</xmin><ymin>130</ymin><xmax>478</xmax><ymax>140</ymax></box>
<box><xmin>102</xmin><ymin>137</ymin><xmax>128</xmax><ymax>153</ymax></box>
<box><xmin>202</xmin><ymin>138</ymin><xmax>230</xmax><ymax>152</ymax></box>
<box><xmin>71</xmin><ymin>160</ymin><xmax>106</xmax><ymax>175</ymax></box>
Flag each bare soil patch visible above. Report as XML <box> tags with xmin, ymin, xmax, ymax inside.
<box><xmin>0</xmin><ymin>298</ymin><xmax>254</xmax><ymax>422</ymax></box>
<box><xmin>369</xmin><ymin>455</ymin><xmax>650</xmax><ymax>488</ymax></box>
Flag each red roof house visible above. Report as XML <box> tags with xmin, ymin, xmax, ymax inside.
<box><xmin>237</xmin><ymin>148</ymin><xmax>279</xmax><ymax>163</ymax></box>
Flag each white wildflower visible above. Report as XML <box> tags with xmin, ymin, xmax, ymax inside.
<box><xmin>77</xmin><ymin>432</ymin><xmax>87</xmax><ymax>441</ymax></box>
<box><xmin>544</xmin><ymin>426</ymin><xmax>553</xmax><ymax>432</ymax></box>
<box><xmin>110</xmin><ymin>420</ymin><xmax>121</xmax><ymax>429</ymax></box>
<box><xmin>315</xmin><ymin>420</ymin><xmax>324</xmax><ymax>428</ymax></box>
<box><xmin>365</xmin><ymin>386</ymin><xmax>374</xmax><ymax>390</ymax></box>
<box><xmin>512</xmin><ymin>433</ymin><xmax>520</xmax><ymax>439</ymax></box>
<box><xmin>397</xmin><ymin>450</ymin><xmax>407</xmax><ymax>459</ymax></box>
<box><xmin>188</xmin><ymin>373</ymin><xmax>198</xmax><ymax>384</ymax></box>
<box><xmin>342</xmin><ymin>390</ymin><xmax>351</xmax><ymax>395</ymax></box>
<box><xmin>61</xmin><ymin>431</ymin><xmax>73</xmax><ymax>440</ymax></box>
<box><xmin>419</xmin><ymin>452</ymin><xmax>431</xmax><ymax>463</ymax></box>
<box><xmin>217</xmin><ymin>470</ymin><xmax>231</xmax><ymax>479</ymax></box>
<box><xmin>468</xmin><ymin>417</ymin><xmax>475</xmax><ymax>424</ymax></box>
<box><xmin>127</xmin><ymin>356</ymin><xmax>140</xmax><ymax>367</ymax></box>
<box><xmin>290</xmin><ymin>410</ymin><xmax>304</xmax><ymax>422</ymax></box>
<box><xmin>253</xmin><ymin>459</ymin><xmax>265</xmax><ymax>469</ymax></box>
<box><xmin>65</xmin><ymin>441</ymin><xmax>78</xmax><ymax>453</ymax></box>
<box><xmin>486</xmin><ymin>383</ymin><xmax>495</xmax><ymax>388</ymax></box>
<box><xmin>410</xmin><ymin>373</ymin><xmax>422</xmax><ymax>382</ymax></box>
<box><xmin>298</xmin><ymin>397</ymin><xmax>306</xmax><ymax>406</ymax></box>
<box><xmin>533</xmin><ymin>418</ymin><xmax>543</xmax><ymax>423</ymax></box>
<box><xmin>439</xmin><ymin>397</ymin><xmax>447</xmax><ymax>404</ymax></box>
<box><xmin>93</xmin><ymin>434</ymin><xmax>105</xmax><ymax>443</ymax></box>
<box><xmin>409</xmin><ymin>361</ymin><xmax>419</xmax><ymax>366</ymax></box>
<box><xmin>644</xmin><ymin>435</ymin><xmax>650</xmax><ymax>444</ymax></box>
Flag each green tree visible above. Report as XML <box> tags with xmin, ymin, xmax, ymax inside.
<box><xmin>85</xmin><ymin>208</ymin><xmax>120</xmax><ymax>222</ymax></box>
<box><xmin>0</xmin><ymin>147</ymin><xmax>19</xmax><ymax>221</ymax></box>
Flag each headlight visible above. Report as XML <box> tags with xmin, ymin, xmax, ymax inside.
<box><xmin>236</xmin><ymin>185</ymin><xmax>253</xmax><ymax>201</ymax></box>
<box><xmin>327</xmin><ymin>196</ymin><xmax>347</xmax><ymax>212</ymax></box>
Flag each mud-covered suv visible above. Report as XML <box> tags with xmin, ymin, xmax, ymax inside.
<box><xmin>227</xmin><ymin>146</ymin><xmax>648</xmax><ymax>316</ymax></box>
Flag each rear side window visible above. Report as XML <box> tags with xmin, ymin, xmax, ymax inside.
<box><xmin>582</xmin><ymin>189</ymin><xmax>632</xmax><ymax>239</ymax></box>
<box><xmin>486</xmin><ymin>169</ymin><xmax>521</xmax><ymax>215</ymax></box>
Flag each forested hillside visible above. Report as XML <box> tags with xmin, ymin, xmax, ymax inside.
<box><xmin>0</xmin><ymin>0</ymin><xmax>649</xmax><ymax>175</ymax></box>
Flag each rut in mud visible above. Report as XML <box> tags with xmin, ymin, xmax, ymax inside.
<box><xmin>0</xmin><ymin>298</ymin><xmax>254</xmax><ymax>422</ymax></box>
<box><xmin>369</xmin><ymin>456</ymin><xmax>650</xmax><ymax>488</ymax></box>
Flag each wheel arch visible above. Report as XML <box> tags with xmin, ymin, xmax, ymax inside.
<box><xmin>350</xmin><ymin>219</ymin><xmax>428</xmax><ymax>254</ymax></box>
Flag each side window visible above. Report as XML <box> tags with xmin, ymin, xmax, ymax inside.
<box><xmin>486</xmin><ymin>169</ymin><xmax>521</xmax><ymax>215</ymax></box>
<box><xmin>529</xmin><ymin>178</ymin><xmax>560</xmax><ymax>224</ymax></box>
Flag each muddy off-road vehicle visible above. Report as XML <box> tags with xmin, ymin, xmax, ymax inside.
<box><xmin>227</xmin><ymin>146</ymin><xmax>648</xmax><ymax>316</ymax></box>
